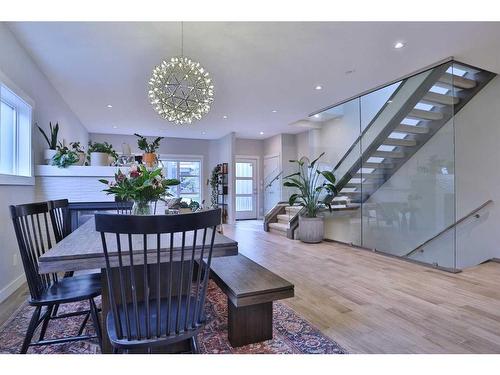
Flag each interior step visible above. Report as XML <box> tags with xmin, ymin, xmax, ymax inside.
<box><xmin>372</xmin><ymin>150</ymin><xmax>405</xmax><ymax>159</ymax></box>
<box><xmin>277</xmin><ymin>214</ymin><xmax>292</xmax><ymax>223</ymax></box>
<box><xmin>439</xmin><ymin>73</ymin><xmax>477</xmax><ymax>89</ymax></box>
<box><xmin>285</xmin><ymin>206</ymin><xmax>302</xmax><ymax>214</ymax></box>
<box><xmin>423</xmin><ymin>92</ymin><xmax>459</xmax><ymax>105</ymax></box>
<box><xmin>353</xmin><ymin>173</ymin><xmax>385</xmax><ymax>180</ymax></box>
<box><xmin>395</xmin><ymin>124</ymin><xmax>430</xmax><ymax>134</ymax></box>
<box><xmin>268</xmin><ymin>222</ymin><xmax>288</xmax><ymax>234</ymax></box>
<box><xmin>408</xmin><ymin>109</ymin><xmax>444</xmax><ymax>121</ymax></box>
<box><xmin>363</xmin><ymin>162</ymin><xmax>394</xmax><ymax>169</ymax></box>
<box><xmin>383</xmin><ymin>138</ymin><xmax>417</xmax><ymax>147</ymax></box>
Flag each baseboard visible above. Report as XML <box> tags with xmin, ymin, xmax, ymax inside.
<box><xmin>0</xmin><ymin>273</ymin><xmax>26</xmax><ymax>304</ymax></box>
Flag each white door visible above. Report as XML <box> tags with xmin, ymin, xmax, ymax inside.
<box><xmin>235</xmin><ymin>159</ymin><xmax>257</xmax><ymax>220</ymax></box>
<box><xmin>264</xmin><ymin>155</ymin><xmax>281</xmax><ymax>213</ymax></box>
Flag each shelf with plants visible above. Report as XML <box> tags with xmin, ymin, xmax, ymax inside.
<box><xmin>209</xmin><ymin>162</ymin><xmax>228</xmax><ymax>224</ymax></box>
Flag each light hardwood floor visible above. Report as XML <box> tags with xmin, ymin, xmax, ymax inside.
<box><xmin>223</xmin><ymin>220</ymin><xmax>500</xmax><ymax>354</ymax></box>
<box><xmin>2</xmin><ymin>220</ymin><xmax>500</xmax><ymax>353</ymax></box>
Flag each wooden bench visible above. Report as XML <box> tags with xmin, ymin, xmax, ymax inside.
<box><xmin>210</xmin><ymin>254</ymin><xmax>294</xmax><ymax>347</ymax></box>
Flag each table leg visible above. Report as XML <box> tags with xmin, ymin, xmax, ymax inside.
<box><xmin>227</xmin><ymin>299</ymin><xmax>273</xmax><ymax>347</ymax></box>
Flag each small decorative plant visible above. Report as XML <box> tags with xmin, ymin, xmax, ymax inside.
<box><xmin>284</xmin><ymin>152</ymin><xmax>338</xmax><ymax>218</ymax></box>
<box><xmin>70</xmin><ymin>141</ymin><xmax>84</xmax><ymax>154</ymax></box>
<box><xmin>87</xmin><ymin>141</ymin><xmax>119</xmax><ymax>165</ymax></box>
<box><xmin>209</xmin><ymin>165</ymin><xmax>220</xmax><ymax>208</ymax></box>
<box><xmin>51</xmin><ymin>143</ymin><xmax>79</xmax><ymax>168</ymax></box>
<box><xmin>134</xmin><ymin>133</ymin><xmax>164</xmax><ymax>153</ymax></box>
<box><xmin>189</xmin><ymin>200</ymin><xmax>201</xmax><ymax>212</ymax></box>
<box><xmin>99</xmin><ymin>165</ymin><xmax>180</xmax><ymax>215</ymax></box>
<box><xmin>37</xmin><ymin>122</ymin><xmax>59</xmax><ymax>150</ymax></box>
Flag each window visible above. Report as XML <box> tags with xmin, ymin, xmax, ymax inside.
<box><xmin>161</xmin><ymin>159</ymin><xmax>202</xmax><ymax>204</ymax></box>
<box><xmin>0</xmin><ymin>81</ymin><xmax>33</xmax><ymax>183</ymax></box>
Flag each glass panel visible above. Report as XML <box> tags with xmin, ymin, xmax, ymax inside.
<box><xmin>236</xmin><ymin>179</ymin><xmax>252</xmax><ymax>195</ymax></box>
<box><xmin>360</xmin><ymin>62</ymin><xmax>456</xmax><ymax>269</ymax></box>
<box><xmin>236</xmin><ymin>196</ymin><xmax>253</xmax><ymax>212</ymax></box>
<box><xmin>179</xmin><ymin>176</ymin><xmax>200</xmax><ymax>195</ymax></box>
<box><xmin>236</xmin><ymin>162</ymin><xmax>253</xmax><ymax>178</ymax></box>
<box><xmin>179</xmin><ymin>161</ymin><xmax>200</xmax><ymax>177</ymax></box>
<box><xmin>311</xmin><ymin>97</ymin><xmax>362</xmax><ymax>246</ymax></box>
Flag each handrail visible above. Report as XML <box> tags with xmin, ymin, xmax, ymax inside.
<box><xmin>405</xmin><ymin>199</ymin><xmax>493</xmax><ymax>258</ymax></box>
<box><xmin>265</xmin><ymin>170</ymin><xmax>283</xmax><ymax>189</ymax></box>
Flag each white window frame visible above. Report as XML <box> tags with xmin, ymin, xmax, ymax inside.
<box><xmin>0</xmin><ymin>70</ymin><xmax>35</xmax><ymax>186</ymax></box>
<box><xmin>158</xmin><ymin>154</ymin><xmax>203</xmax><ymax>203</ymax></box>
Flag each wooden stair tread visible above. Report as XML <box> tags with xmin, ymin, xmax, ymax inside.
<box><xmin>423</xmin><ymin>92</ymin><xmax>459</xmax><ymax>105</ymax></box>
<box><xmin>439</xmin><ymin>73</ymin><xmax>477</xmax><ymax>89</ymax></box>
<box><xmin>383</xmin><ymin>138</ymin><xmax>417</xmax><ymax>147</ymax></box>
<box><xmin>395</xmin><ymin>124</ymin><xmax>430</xmax><ymax>134</ymax></box>
<box><xmin>408</xmin><ymin>109</ymin><xmax>443</xmax><ymax>121</ymax></box>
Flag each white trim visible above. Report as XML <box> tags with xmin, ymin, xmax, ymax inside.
<box><xmin>0</xmin><ymin>273</ymin><xmax>26</xmax><ymax>304</ymax></box>
<box><xmin>0</xmin><ymin>69</ymin><xmax>35</xmax><ymax>108</ymax></box>
<box><xmin>0</xmin><ymin>174</ymin><xmax>35</xmax><ymax>186</ymax></box>
<box><xmin>35</xmin><ymin>165</ymin><xmax>127</xmax><ymax>177</ymax></box>
<box><xmin>158</xmin><ymin>155</ymin><xmax>204</xmax><ymax>203</ymax></box>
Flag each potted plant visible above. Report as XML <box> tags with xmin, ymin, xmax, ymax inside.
<box><xmin>283</xmin><ymin>152</ymin><xmax>337</xmax><ymax>243</ymax></box>
<box><xmin>87</xmin><ymin>141</ymin><xmax>118</xmax><ymax>166</ymax></box>
<box><xmin>189</xmin><ymin>200</ymin><xmax>201</xmax><ymax>212</ymax></box>
<box><xmin>209</xmin><ymin>165</ymin><xmax>220</xmax><ymax>208</ymax></box>
<box><xmin>179</xmin><ymin>201</ymin><xmax>192</xmax><ymax>214</ymax></box>
<box><xmin>134</xmin><ymin>133</ymin><xmax>164</xmax><ymax>168</ymax></box>
<box><xmin>37</xmin><ymin>122</ymin><xmax>59</xmax><ymax>164</ymax></box>
<box><xmin>70</xmin><ymin>141</ymin><xmax>86</xmax><ymax>166</ymax></box>
<box><xmin>51</xmin><ymin>143</ymin><xmax>80</xmax><ymax>168</ymax></box>
<box><xmin>99</xmin><ymin>164</ymin><xmax>180</xmax><ymax>215</ymax></box>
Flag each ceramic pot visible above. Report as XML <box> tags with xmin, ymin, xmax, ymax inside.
<box><xmin>142</xmin><ymin>153</ymin><xmax>157</xmax><ymax>168</ymax></box>
<box><xmin>90</xmin><ymin>152</ymin><xmax>109</xmax><ymax>166</ymax></box>
<box><xmin>298</xmin><ymin>215</ymin><xmax>324</xmax><ymax>243</ymax></box>
<box><xmin>76</xmin><ymin>152</ymin><xmax>86</xmax><ymax>166</ymax></box>
<box><xmin>43</xmin><ymin>149</ymin><xmax>57</xmax><ymax>165</ymax></box>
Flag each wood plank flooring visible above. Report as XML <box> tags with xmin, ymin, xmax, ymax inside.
<box><xmin>2</xmin><ymin>220</ymin><xmax>500</xmax><ymax>353</ymax></box>
<box><xmin>223</xmin><ymin>220</ymin><xmax>500</xmax><ymax>353</ymax></box>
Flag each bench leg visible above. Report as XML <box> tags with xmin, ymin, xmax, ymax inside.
<box><xmin>227</xmin><ymin>299</ymin><xmax>273</xmax><ymax>347</ymax></box>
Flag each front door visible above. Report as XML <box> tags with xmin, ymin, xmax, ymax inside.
<box><xmin>235</xmin><ymin>159</ymin><xmax>257</xmax><ymax>220</ymax></box>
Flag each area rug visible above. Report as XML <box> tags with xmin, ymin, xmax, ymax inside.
<box><xmin>0</xmin><ymin>281</ymin><xmax>346</xmax><ymax>354</ymax></box>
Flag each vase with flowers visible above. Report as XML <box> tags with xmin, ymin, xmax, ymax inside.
<box><xmin>99</xmin><ymin>164</ymin><xmax>180</xmax><ymax>215</ymax></box>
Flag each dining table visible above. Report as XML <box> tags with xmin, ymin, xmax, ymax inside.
<box><xmin>38</xmin><ymin>216</ymin><xmax>239</xmax><ymax>353</ymax></box>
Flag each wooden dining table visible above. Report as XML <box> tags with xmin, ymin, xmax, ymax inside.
<box><xmin>38</xmin><ymin>216</ymin><xmax>239</xmax><ymax>353</ymax></box>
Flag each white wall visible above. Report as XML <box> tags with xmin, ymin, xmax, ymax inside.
<box><xmin>0</xmin><ymin>24</ymin><xmax>88</xmax><ymax>302</ymax></box>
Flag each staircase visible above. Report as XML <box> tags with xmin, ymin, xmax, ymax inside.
<box><xmin>330</xmin><ymin>61</ymin><xmax>495</xmax><ymax>207</ymax></box>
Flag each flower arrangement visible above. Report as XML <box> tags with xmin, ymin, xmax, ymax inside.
<box><xmin>99</xmin><ymin>165</ymin><xmax>180</xmax><ymax>215</ymax></box>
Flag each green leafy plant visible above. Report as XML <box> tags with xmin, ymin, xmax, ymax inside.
<box><xmin>189</xmin><ymin>200</ymin><xmax>200</xmax><ymax>212</ymax></box>
<box><xmin>87</xmin><ymin>141</ymin><xmax>119</xmax><ymax>164</ymax></box>
<box><xmin>283</xmin><ymin>152</ymin><xmax>338</xmax><ymax>218</ymax></box>
<box><xmin>70</xmin><ymin>141</ymin><xmax>84</xmax><ymax>154</ymax></box>
<box><xmin>209</xmin><ymin>165</ymin><xmax>220</xmax><ymax>208</ymax></box>
<box><xmin>134</xmin><ymin>133</ymin><xmax>164</xmax><ymax>153</ymax></box>
<box><xmin>99</xmin><ymin>164</ymin><xmax>180</xmax><ymax>202</ymax></box>
<box><xmin>51</xmin><ymin>144</ymin><xmax>79</xmax><ymax>168</ymax></box>
<box><xmin>37</xmin><ymin>122</ymin><xmax>59</xmax><ymax>150</ymax></box>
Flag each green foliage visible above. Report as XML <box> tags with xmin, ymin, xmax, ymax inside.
<box><xmin>283</xmin><ymin>152</ymin><xmax>338</xmax><ymax>218</ymax></box>
<box><xmin>37</xmin><ymin>122</ymin><xmax>59</xmax><ymax>150</ymax></box>
<box><xmin>134</xmin><ymin>133</ymin><xmax>164</xmax><ymax>153</ymax></box>
<box><xmin>70</xmin><ymin>141</ymin><xmax>84</xmax><ymax>154</ymax></box>
<box><xmin>87</xmin><ymin>141</ymin><xmax>118</xmax><ymax>164</ymax></box>
<box><xmin>99</xmin><ymin>164</ymin><xmax>180</xmax><ymax>202</ymax></box>
<box><xmin>189</xmin><ymin>200</ymin><xmax>200</xmax><ymax>211</ymax></box>
<box><xmin>209</xmin><ymin>165</ymin><xmax>221</xmax><ymax>208</ymax></box>
<box><xmin>51</xmin><ymin>144</ymin><xmax>79</xmax><ymax>168</ymax></box>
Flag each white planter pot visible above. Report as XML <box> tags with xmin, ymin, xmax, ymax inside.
<box><xmin>298</xmin><ymin>215</ymin><xmax>324</xmax><ymax>243</ymax></box>
<box><xmin>43</xmin><ymin>149</ymin><xmax>57</xmax><ymax>165</ymax></box>
<box><xmin>90</xmin><ymin>152</ymin><xmax>109</xmax><ymax>166</ymax></box>
<box><xmin>76</xmin><ymin>152</ymin><xmax>86</xmax><ymax>166</ymax></box>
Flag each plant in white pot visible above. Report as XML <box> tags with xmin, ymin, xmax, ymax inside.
<box><xmin>37</xmin><ymin>122</ymin><xmax>59</xmax><ymax>164</ymax></box>
<box><xmin>283</xmin><ymin>152</ymin><xmax>337</xmax><ymax>243</ymax></box>
<box><xmin>87</xmin><ymin>141</ymin><xmax>118</xmax><ymax>166</ymax></box>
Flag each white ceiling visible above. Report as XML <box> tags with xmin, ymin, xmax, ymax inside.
<box><xmin>7</xmin><ymin>22</ymin><xmax>500</xmax><ymax>140</ymax></box>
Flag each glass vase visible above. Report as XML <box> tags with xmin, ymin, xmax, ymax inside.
<box><xmin>132</xmin><ymin>200</ymin><xmax>154</xmax><ymax>215</ymax></box>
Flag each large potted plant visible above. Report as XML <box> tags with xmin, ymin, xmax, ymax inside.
<box><xmin>37</xmin><ymin>122</ymin><xmax>59</xmax><ymax>164</ymax></box>
<box><xmin>283</xmin><ymin>152</ymin><xmax>337</xmax><ymax>243</ymax></box>
<box><xmin>99</xmin><ymin>164</ymin><xmax>180</xmax><ymax>215</ymax></box>
<box><xmin>134</xmin><ymin>133</ymin><xmax>164</xmax><ymax>168</ymax></box>
<box><xmin>87</xmin><ymin>141</ymin><xmax>118</xmax><ymax>166</ymax></box>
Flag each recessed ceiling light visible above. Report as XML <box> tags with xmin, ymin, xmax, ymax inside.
<box><xmin>314</xmin><ymin>114</ymin><xmax>320</xmax><ymax>118</ymax></box>
<box><xmin>107</xmin><ymin>104</ymin><xmax>113</xmax><ymax>108</ymax></box>
<box><xmin>394</xmin><ymin>41</ymin><xmax>405</xmax><ymax>49</ymax></box>
<box><xmin>345</xmin><ymin>69</ymin><xmax>355</xmax><ymax>75</ymax></box>
<box><xmin>112</xmin><ymin>125</ymin><xmax>118</xmax><ymax>129</ymax></box>
<box><xmin>272</xmin><ymin>110</ymin><xmax>277</xmax><ymax>113</ymax></box>
<box><xmin>223</xmin><ymin>115</ymin><xmax>228</xmax><ymax>119</ymax></box>
<box><xmin>260</xmin><ymin>131</ymin><xmax>264</xmax><ymax>135</ymax></box>
<box><xmin>315</xmin><ymin>85</ymin><xmax>323</xmax><ymax>90</ymax></box>
<box><xmin>202</xmin><ymin>131</ymin><xmax>206</xmax><ymax>135</ymax></box>
<box><xmin>387</xmin><ymin>100</ymin><xmax>393</xmax><ymax>104</ymax></box>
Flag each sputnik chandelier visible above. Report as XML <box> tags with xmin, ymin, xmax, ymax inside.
<box><xmin>148</xmin><ymin>23</ymin><xmax>214</xmax><ymax>125</ymax></box>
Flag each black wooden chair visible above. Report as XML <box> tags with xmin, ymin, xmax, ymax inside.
<box><xmin>48</xmin><ymin>199</ymin><xmax>72</xmax><ymax>243</ymax></box>
<box><xmin>10</xmin><ymin>202</ymin><xmax>103</xmax><ymax>353</ymax></box>
<box><xmin>115</xmin><ymin>197</ymin><xmax>132</xmax><ymax>215</ymax></box>
<box><xmin>95</xmin><ymin>208</ymin><xmax>221</xmax><ymax>353</ymax></box>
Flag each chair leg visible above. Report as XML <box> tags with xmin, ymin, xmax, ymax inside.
<box><xmin>77</xmin><ymin>311</ymin><xmax>91</xmax><ymax>336</ymax></box>
<box><xmin>38</xmin><ymin>305</ymin><xmax>54</xmax><ymax>342</ymax></box>
<box><xmin>112</xmin><ymin>347</ymin><xmax>119</xmax><ymax>354</ymax></box>
<box><xmin>21</xmin><ymin>306</ymin><xmax>42</xmax><ymax>354</ymax></box>
<box><xmin>89</xmin><ymin>298</ymin><xmax>103</xmax><ymax>351</ymax></box>
<box><xmin>190</xmin><ymin>335</ymin><xmax>199</xmax><ymax>354</ymax></box>
<box><xmin>51</xmin><ymin>303</ymin><xmax>60</xmax><ymax>318</ymax></box>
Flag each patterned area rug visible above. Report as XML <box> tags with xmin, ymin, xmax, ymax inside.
<box><xmin>0</xmin><ymin>281</ymin><xmax>346</xmax><ymax>354</ymax></box>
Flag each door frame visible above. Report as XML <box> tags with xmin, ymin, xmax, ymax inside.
<box><xmin>234</xmin><ymin>155</ymin><xmax>261</xmax><ymax>220</ymax></box>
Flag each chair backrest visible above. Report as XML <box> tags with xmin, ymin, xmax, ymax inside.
<box><xmin>48</xmin><ymin>199</ymin><xmax>72</xmax><ymax>242</ymax></box>
<box><xmin>115</xmin><ymin>197</ymin><xmax>132</xmax><ymax>215</ymax></box>
<box><xmin>95</xmin><ymin>208</ymin><xmax>221</xmax><ymax>344</ymax></box>
<box><xmin>10</xmin><ymin>202</ymin><xmax>59</xmax><ymax>301</ymax></box>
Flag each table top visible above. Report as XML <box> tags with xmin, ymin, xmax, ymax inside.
<box><xmin>38</xmin><ymin>217</ymin><xmax>238</xmax><ymax>274</ymax></box>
